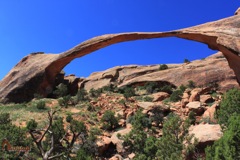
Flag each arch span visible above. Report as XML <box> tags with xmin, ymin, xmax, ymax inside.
<box><xmin>0</xmin><ymin>13</ymin><xmax>239</xmax><ymax>103</ymax></box>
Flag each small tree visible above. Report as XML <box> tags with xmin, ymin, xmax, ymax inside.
<box><xmin>53</xmin><ymin>83</ymin><xmax>68</xmax><ymax>98</ymax></box>
<box><xmin>184</xmin><ymin>59</ymin><xmax>190</xmax><ymax>63</ymax></box>
<box><xmin>101</xmin><ymin>110</ymin><xmax>118</xmax><ymax>130</ymax></box>
<box><xmin>122</xmin><ymin>86</ymin><xmax>135</xmax><ymax>99</ymax></box>
<box><xmin>156</xmin><ymin>113</ymin><xmax>196</xmax><ymax>159</ymax></box>
<box><xmin>159</xmin><ymin>64</ymin><xmax>168</xmax><ymax>70</ymax></box>
<box><xmin>122</xmin><ymin>111</ymin><xmax>152</xmax><ymax>156</ymax></box>
<box><xmin>27</xmin><ymin>110</ymin><xmax>89</xmax><ymax>160</ymax></box>
<box><xmin>187</xmin><ymin>80</ymin><xmax>196</xmax><ymax>89</ymax></box>
<box><xmin>58</xmin><ymin>95</ymin><xmax>71</xmax><ymax>107</ymax></box>
<box><xmin>170</xmin><ymin>90</ymin><xmax>183</xmax><ymax>102</ymax></box>
<box><xmin>34</xmin><ymin>100</ymin><xmax>46</xmax><ymax>110</ymax></box>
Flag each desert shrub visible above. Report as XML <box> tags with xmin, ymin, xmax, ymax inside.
<box><xmin>102</xmin><ymin>84</ymin><xmax>116</xmax><ymax>92</ymax></box>
<box><xmin>0</xmin><ymin>113</ymin><xmax>32</xmax><ymax>159</ymax></box>
<box><xmin>58</xmin><ymin>95</ymin><xmax>71</xmax><ymax>107</ymax></box>
<box><xmin>101</xmin><ymin>110</ymin><xmax>118</xmax><ymax>130</ymax></box>
<box><xmin>75</xmin><ymin>89</ymin><xmax>88</xmax><ymax>102</ymax></box>
<box><xmin>187</xmin><ymin>80</ymin><xmax>196</xmax><ymax>89</ymax></box>
<box><xmin>216</xmin><ymin>88</ymin><xmax>240</xmax><ymax>128</ymax></box>
<box><xmin>188</xmin><ymin>111</ymin><xmax>196</xmax><ymax>125</ymax></box>
<box><xmin>159</xmin><ymin>64</ymin><xmax>168</xmax><ymax>70</ymax></box>
<box><xmin>130</xmin><ymin>110</ymin><xmax>151</xmax><ymax>130</ymax></box>
<box><xmin>66</xmin><ymin>114</ymin><xmax>73</xmax><ymax>123</ymax></box>
<box><xmin>184</xmin><ymin>59</ymin><xmax>190</xmax><ymax>63</ymax></box>
<box><xmin>142</xmin><ymin>96</ymin><xmax>153</xmax><ymax>102</ymax></box>
<box><xmin>27</xmin><ymin>119</ymin><xmax>38</xmax><ymax>131</ymax></box>
<box><xmin>150</xmin><ymin>106</ymin><xmax>165</xmax><ymax>126</ymax></box>
<box><xmin>74</xmin><ymin>148</ymin><xmax>93</xmax><ymax>160</ymax></box>
<box><xmin>179</xmin><ymin>84</ymin><xmax>187</xmax><ymax>93</ymax></box>
<box><xmin>160</xmin><ymin>85</ymin><xmax>173</xmax><ymax>94</ymax></box>
<box><xmin>118</xmin><ymin>99</ymin><xmax>126</xmax><ymax>105</ymax></box>
<box><xmin>141</xmin><ymin>82</ymin><xmax>173</xmax><ymax>94</ymax></box>
<box><xmin>33</xmin><ymin>100</ymin><xmax>46</xmax><ymax>110</ymax></box>
<box><xmin>0</xmin><ymin>113</ymin><xmax>11</xmax><ymax>124</ymax></box>
<box><xmin>87</xmin><ymin>104</ymin><xmax>95</xmax><ymax>112</ymax></box>
<box><xmin>156</xmin><ymin>113</ymin><xmax>196</xmax><ymax>159</ymax></box>
<box><xmin>89</xmin><ymin>88</ymin><xmax>102</xmax><ymax>98</ymax></box>
<box><xmin>53</xmin><ymin>83</ymin><xmax>68</xmax><ymax>98</ymax></box>
<box><xmin>145</xmin><ymin>82</ymin><xmax>159</xmax><ymax>94</ymax></box>
<box><xmin>119</xmin><ymin>86</ymin><xmax>135</xmax><ymax>99</ymax></box>
<box><xmin>169</xmin><ymin>90</ymin><xmax>183</xmax><ymax>102</ymax></box>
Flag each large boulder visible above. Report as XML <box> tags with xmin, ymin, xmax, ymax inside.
<box><xmin>189</xmin><ymin>124</ymin><xmax>223</xmax><ymax>154</ymax></box>
<box><xmin>0</xmin><ymin>11</ymin><xmax>240</xmax><ymax>103</ymax></box>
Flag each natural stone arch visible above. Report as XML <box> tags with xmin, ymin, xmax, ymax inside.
<box><xmin>0</xmin><ymin>12</ymin><xmax>239</xmax><ymax>103</ymax></box>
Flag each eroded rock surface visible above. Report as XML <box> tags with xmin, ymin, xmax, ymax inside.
<box><xmin>0</xmin><ymin>12</ymin><xmax>239</xmax><ymax>103</ymax></box>
<box><xmin>80</xmin><ymin>52</ymin><xmax>238</xmax><ymax>92</ymax></box>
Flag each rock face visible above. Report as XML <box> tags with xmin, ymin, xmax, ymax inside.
<box><xmin>80</xmin><ymin>52</ymin><xmax>238</xmax><ymax>92</ymax></box>
<box><xmin>0</xmin><ymin>11</ymin><xmax>239</xmax><ymax>103</ymax></box>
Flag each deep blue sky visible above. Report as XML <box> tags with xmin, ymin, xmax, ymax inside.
<box><xmin>0</xmin><ymin>1</ymin><xmax>238</xmax><ymax>79</ymax></box>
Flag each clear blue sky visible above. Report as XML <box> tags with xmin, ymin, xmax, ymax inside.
<box><xmin>0</xmin><ymin>1</ymin><xmax>238</xmax><ymax>79</ymax></box>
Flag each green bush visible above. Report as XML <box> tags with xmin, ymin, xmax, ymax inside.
<box><xmin>169</xmin><ymin>90</ymin><xmax>183</xmax><ymax>102</ymax></box>
<box><xmin>187</xmin><ymin>80</ymin><xmax>196</xmax><ymax>89</ymax></box>
<box><xmin>74</xmin><ymin>148</ymin><xmax>93</xmax><ymax>160</ymax></box>
<box><xmin>188</xmin><ymin>111</ymin><xmax>196</xmax><ymax>125</ymax></box>
<box><xmin>140</xmin><ymin>82</ymin><xmax>173</xmax><ymax>94</ymax></box>
<box><xmin>142</xmin><ymin>96</ymin><xmax>153</xmax><ymax>102</ymax></box>
<box><xmin>58</xmin><ymin>95</ymin><xmax>71</xmax><ymax>107</ymax></box>
<box><xmin>0</xmin><ymin>113</ymin><xmax>11</xmax><ymax>124</ymax></box>
<box><xmin>53</xmin><ymin>83</ymin><xmax>68</xmax><ymax>98</ymax></box>
<box><xmin>66</xmin><ymin>114</ymin><xmax>73</xmax><ymax>123</ymax></box>
<box><xmin>101</xmin><ymin>110</ymin><xmax>118</xmax><ymax>130</ymax></box>
<box><xmin>102</xmin><ymin>84</ymin><xmax>116</xmax><ymax>92</ymax></box>
<box><xmin>156</xmin><ymin>113</ymin><xmax>195</xmax><ymax>159</ymax></box>
<box><xmin>35</xmin><ymin>100</ymin><xmax>46</xmax><ymax>110</ymax></box>
<box><xmin>76</xmin><ymin>89</ymin><xmax>88</xmax><ymax>101</ymax></box>
<box><xmin>159</xmin><ymin>64</ymin><xmax>168</xmax><ymax>70</ymax></box>
<box><xmin>184</xmin><ymin>59</ymin><xmax>190</xmax><ymax>63</ymax></box>
<box><xmin>216</xmin><ymin>88</ymin><xmax>240</xmax><ymax>128</ymax></box>
<box><xmin>89</xmin><ymin>88</ymin><xmax>102</xmax><ymax>98</ymax></box>
<box><xmin>27</xmin><ymin>119</ymin><xmax>38</xmax><ymax>131</ymax></box>
<box><xmin>179</xmin><ymin>84</ymin><xmax>187</xmax><ymax>93</ymax></box>
<box><xmin>120</xmin><ymin>86</ymin><xmax>135</xmax><ymax>99</ymax></box>
<box><xmin>0</xmin><ymin>113</ymin><xmax>32</xmax><ymax>159</ymax></box>
<box><xmin>130</xmin><ymin>110</ymin><xmax>151</xmax><ymax>130</ymax></box>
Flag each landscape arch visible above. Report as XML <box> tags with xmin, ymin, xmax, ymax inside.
<box><xmin>0</xmin><ymin>12</ymin><xmax>239</xmax><ymax>103</ymax></box>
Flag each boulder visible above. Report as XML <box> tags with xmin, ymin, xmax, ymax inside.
<box><xmin>189</xmin><ymin>124</ymin><xmax>223</xmax><ymax>146</ymax></box>
<box><xmin>189</xmin><ymin>88</ymin><xmax>201</xmax><ymax>102</ymax></box>
<box><xmin>137</xmin><ymin>102</ymin><xmax>155</xmax><ymax>112</ymax></box>
<box><xmin>186</xmin><ymin>101</ymin><xmax>204</xmax><ymax>115</ymax></box>
<box><xmin>109</xmin><ymin>154</ymin><xmax>124</xmax><ymax>160</ymax></box>
<box><xmin>97</xmin><ymin>136</ymin><xmax>112</xmax><ymax>155</ymax></box>
<box><xmin>200</xmin><ymin>95</ymin><xmax>214</xmax><ymax>104</ymax></box>
<box><xmin>152</xmin><ymin>92</ymin><xmax>169</xmax><ymax>102</ymax></box>
<box><xmin>111</xmin><ymin>125</ymin><xmax>132</xmax><ymax>153</ymax></box>
<box><xmin>202</xmin><ymin>103</ymin><xmax>218</xmax><ymax>123</ymax></box>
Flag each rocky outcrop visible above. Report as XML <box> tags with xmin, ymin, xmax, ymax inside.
<box><xmin>81</xmin><ymin>52</ymin><xmax>238</xmax><ymax>92</ymax></box>
<box><xmin>0</xmin><ymin>11</ymin><xmax>239</xmax><ymax>103</ymax></box>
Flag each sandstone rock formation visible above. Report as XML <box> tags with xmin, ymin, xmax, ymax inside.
<box><xmin>0</xmin><ymin>11</ymin><xmax>239</xmax><ymax>103</ymax></box>
<box><xmin>189</xmin><ymin>124</ymin><xmax>223</xmax><ymax>155</ymax></box>
<box><xmin>81</xmin><ymin>52</ymin><xmax>238</xmax><ymax>92</ymax></box>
